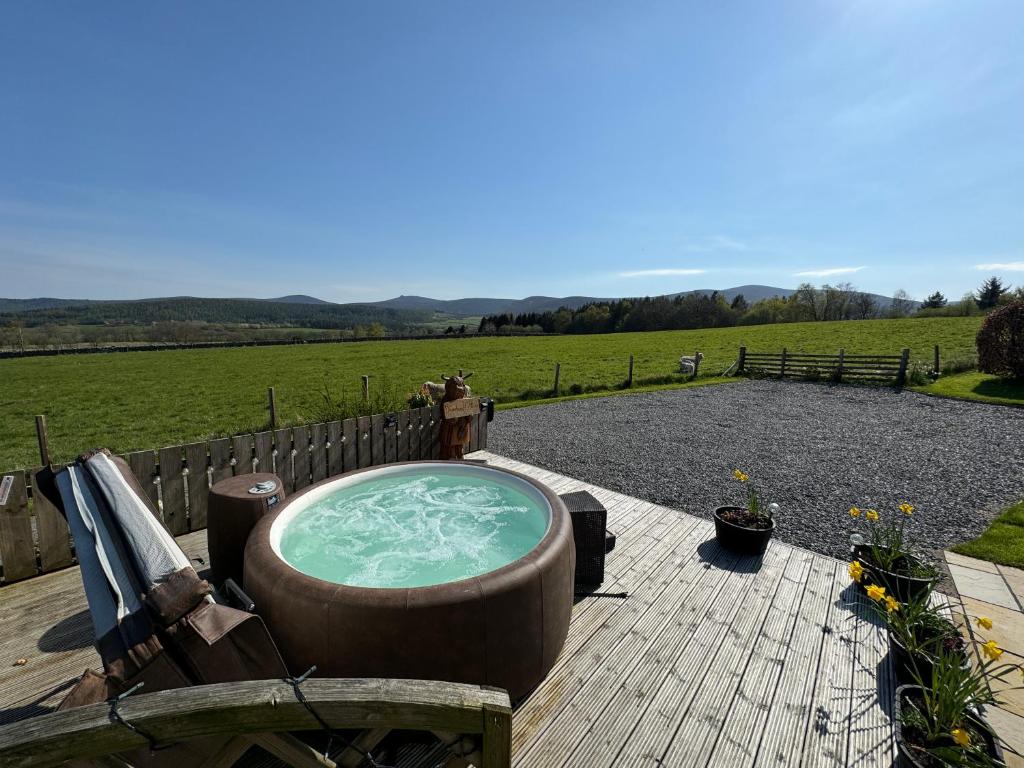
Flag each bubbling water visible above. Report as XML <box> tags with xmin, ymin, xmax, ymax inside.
<box><xmin>277</xmin><ymin>470</ymin><xmax>549</xmax><ymax>588</ymax></box>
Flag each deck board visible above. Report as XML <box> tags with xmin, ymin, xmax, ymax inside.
<box><xmin>0</xmin><ymin>451</ymin><xmax>898</xmax><ymax>766</ymax></box>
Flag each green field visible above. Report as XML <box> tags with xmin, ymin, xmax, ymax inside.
<box><xmin>0</xmin><ymin>316</ymin><xmax>983</xmax><ymax>469</ymax></box>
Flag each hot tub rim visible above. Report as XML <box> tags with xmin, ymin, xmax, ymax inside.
<box><xmin>245</xmin><ymin>459</ymin><xmax>571</xmax><ymax>597</ymax></box>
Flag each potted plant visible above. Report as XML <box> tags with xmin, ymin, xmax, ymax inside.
<box><xmin>859</xmin><ymin>584</ymin><xmax>969</xmax><ymax>685</ymax></box>
<box><xmin>714</xmin><ymin>469</ymin><xmax>777</xmax><ymax>555</ymax></box>
<box><xmin>848</xmin><ymin>502</ymin><xmax>938</xmax><ymax>602</ymax></box>
<box><xmin>894</xmin><ymin>639</ymin><xmax>1022</xmax><ymax>767</ymax></box>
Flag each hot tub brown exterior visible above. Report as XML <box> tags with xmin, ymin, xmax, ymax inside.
<box><xmin>242</xmin><ymin>460</ymin><xmax>575</xmax><ymax>701</ymax></box>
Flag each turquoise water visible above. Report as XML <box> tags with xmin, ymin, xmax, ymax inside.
<box><xmin>277</xmin><ymin>469</ymin><xmax>549</xmax><ymax>588</ymax></box>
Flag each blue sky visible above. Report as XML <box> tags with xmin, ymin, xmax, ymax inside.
<box><xmin>1</xmin><ymin>1</ymin><xmax>1022</xmax><ymax>303</ymax></box>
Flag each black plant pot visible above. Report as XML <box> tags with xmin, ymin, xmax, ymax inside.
<box><xmin>714</xmin><ymin>506</ymin><xmax>774</xmax><ymax>555</ymax></box>
<box><xmin>894</xmin><ymin>685</ymin><xmax>1004</xmax><ymax>768</ymax></box>
<box><xmin>889</xmin><ymin>631</ymin><xmax>970</xmax><ymax>687</ymax></box>
<box><xmin>853</xmin><ymin>545</ymin><xmax>937</xmax><ymax>603</ymax></box>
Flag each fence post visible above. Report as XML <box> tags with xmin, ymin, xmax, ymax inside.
<box><xmin>35</xmin><ymin>415</ymin><xmax>51</xmax><ymax>466</ymax></box>
<box><xmin>553</xmin><ymin>363</ymin><xmax>561</xmax><ymax>396</ymax></box>
<box><xmin>362</xmin><ymin>375</ymin><xmax>370</xmax><ymax>403</ymax></box>
<box><xmin>837</xmin><ymin>348</ymin><xmax>845</xmax><ymax>383</ymax></box>
<box><xmin>934</xmin><ymin>345</ymin><xmax>940</xmax><ymax>375</ymax></box>
<box><xmin>780</xmin><ymin>348</ymin><xmax>788</xmax><ymax>378</ymax></box>
<box><xmin>897</xmin><ymin>348</ymin><xmax>910</xmax><ymax>386</ymax></box>
<box><xmin>267</xmin><ymin>387</ymin><xmax>278</xmax><ymax>430</ymax></box>
<box><xmin>627</xmin><ymin>355</ymin><xmax>634</xmax><ymax>387</ymax></box>
<box><xmin>691</xmin><ymin>350</ymin><xmax>701</xmax><ymax>379</ymax></box>
<box><xmin>737</xmin><ymin>346</ymin><xmax>746</xmax><ymax>374</ymax></box>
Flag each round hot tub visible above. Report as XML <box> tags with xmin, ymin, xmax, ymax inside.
<box><xmin>243</xmin><ymin>461</ymin><xmax>574</xmax><ymax>700</ymax></box>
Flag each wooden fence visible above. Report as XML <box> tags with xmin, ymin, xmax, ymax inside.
<box><xmin>737</xmin><ymin>347</ymin><xmax>911</xmax><ymax>385</ymax></box>
<box><xmin>0</xmin><ymin>404</ymin><xmax>490</xmax><ymax>585</ymax></box>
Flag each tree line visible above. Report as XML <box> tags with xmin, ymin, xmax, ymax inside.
<box><xmin>479</xmin><ymin>278</ymin><xmax>1022</xmax><ymax>335</ymax></box>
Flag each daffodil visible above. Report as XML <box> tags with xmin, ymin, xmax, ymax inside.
<box><xmin>849</xmin><ymin>506</ymin><xmax>862</xmax><ymax>518</ymax></box>
<box><xmin>865</xmin><ymin>584</ymin><xmax>886</xmax><ymax>602</ymax></box>
<box><xmin>865</xmin><ymin>509</ymin><xmax>879</xmax><ymax>522</ymax></box>
<box><xmin>884</xmin><ymin>595</ymin><xmax>900</xmax><ymax>613</ymax></box>
<box><xmin>951</xmin><ymin>728</ymin><xmax>971</xmax><ymax>747</ymax></box>
<box><xmin>982</xmin><ymin>640</ymin><xmax>1003</xmax><ymax>661</ymax></box>
<box><xmin>899</xmin><ymin>502</ymin><xmax>914</xmax><ymax>516</ymax></box>
<box><xmin>733</xmin><ymin>469</ymin><xmax>749</xmax><ymax>483</ymax></box>
<box><xmin>975</xmin><ymin>616</ymin><xmax>993</xmax><ymax>631</ymax></box>
<box><xmin>848</xmin><ymin>561</ymin><xmax>864</xmax><ymax>583</ymax></box>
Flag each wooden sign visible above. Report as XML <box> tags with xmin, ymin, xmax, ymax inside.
<box><xmin>443</xmin><ymin>397</ymin><xmax>481</xmax><ymax>420</ymax></box>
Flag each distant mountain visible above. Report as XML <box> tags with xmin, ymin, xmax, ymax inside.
<box><xmin>676</xmin><ymin>285</ymin><xmax>795</xmax><ymax>303</ymax></box>
<box><xmin>268</xmin><ymin>294</ymin><xmax>332</xmax><ymax>305</ymax></box>
<box><xmin>0</xmin><ymin>297</ymin><xmax>97</xmax><ymax>313</ymax></box>
<box><xmin>368</xmin><ymin>294</ymin><xmax>617</xmax><ymax>315</ymax></box>
<box><xmin>371</xmin><ymin>286</ymin><xmax>805</xmax><ymax>316</ymax></box>
<box><xmin>0</xmin><ymin>285</ymin><xmax>915</xmax><ymax>323</ymax></box>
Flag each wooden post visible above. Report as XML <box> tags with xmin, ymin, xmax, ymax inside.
<box><xmin>35</xmin><ymin>415</ymin><xmax>50</xmax><ymax>467</ymax></box>
<box><xmin>737</xmin><ymin>346</ymin><xmax>746</xmax><ymax>374</ymax></box>
<box><xmin>692</xmin><ymin>350</ymin><xmax>701</xmax><ymax>379</ymax></box>
<box><xmin>837</xmin><ymin>348</ymin><xmax>845</xmax><ymax>383</ymax></box>
<box><xmin>934</xmin><ymin>344</ymin><xmax>940</xmax><ymax>375</ymax></box>
<box><xmin>627</xmin><ymin>355</ymin><xmax>634</xmax><ymax>387</ymax></box>
<box><xmin>897</xmin><ymin>347</ymin><xmax>910</xmax><ymax>386</ymax></box>
<box><xmin>267</xmin><ymin>387</ymin><xmax>278</xmax><ymax>430</ymax></box>
<box><xmin>553</xmin><ymin>363</ymin><xmax>561</xmax><ymax>396</ymax></box>
<box><xmin>361</xmin><ymin>375</ymin><xmax>370</xmax><ymax>404</ymax></box>
<box><xmin>779</xmin><ymin>348</ymin><xmax>788</xmax><ymax>378</ymax></box>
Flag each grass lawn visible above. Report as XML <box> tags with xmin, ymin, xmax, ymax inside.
<box><xmin>917</xmin><ymin>372</ymin><xmax>1024</xmax><ymax>407</ymax></box>
<box><xmin>0</xmin><ymin>315</ymin><xmax>982</xmax><ymax>468</ymax></box>
<box><xmin>952</xmin><ymin>500</ymin><xmax>1024</xmax><ymax>569</ymax></box>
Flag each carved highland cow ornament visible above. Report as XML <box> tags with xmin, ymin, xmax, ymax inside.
<box><xmin>440</xmin><ymin>373</ymin><xmax>473</xmax><ymax>460</ymax></box>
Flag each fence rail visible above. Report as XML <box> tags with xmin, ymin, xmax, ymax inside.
<box><xmin>0</xmin><ymin>404</ymin><xmax>489</xmax><ymax>585</ymax></box>
<box><xmin>737</xmin><ymin>347</ymin><xmax>911</xmax><ymax>385</ymax></box>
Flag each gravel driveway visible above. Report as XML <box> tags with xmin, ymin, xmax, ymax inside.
<box><xmin>489</xmin><ymin>380</ymin><xmax>1024</xmax><ymax>561</ymax></box>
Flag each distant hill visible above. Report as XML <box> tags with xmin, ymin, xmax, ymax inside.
<box><xmin>368</xmin><ymin>294</ymin><xmax>618</xmax><ymax>315</ymax></box>
<box><xmin>0</xmin><ymin>296</ymin><xmax>435</xmax><ymax>330</ymax></box>
<box><xmin>0</xmin><ymin>285</ymin><xmax>914</xmax><ymax>326</ymax></box>
<box><xmin>371</xmin><ymin>285</ymin><xmax>808</xmax><ymax>315</ymax></box>
<box><xmin>268</xmin><ymin>294</ymin><xmax>332</xmax><ymax>305</ymax></box>
<box><xmin>0</xmin><ymin>297</ymin><xmax>97</xmax><ymax>313</ymax></box>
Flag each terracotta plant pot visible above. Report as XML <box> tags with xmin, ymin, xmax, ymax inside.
<box><xmin>714</xmin><ymin>506</ymin><xmax>774</xmax><ymax>555</ymax></box>
<box><xmin>894</xmin><ymin>685</ymin><xmax>1004</xmax><ymax>768</ymax></box>
<box><xmin>853</xmin><ymin>545</ymin><xmax>937</xmax><ymax>603</ymax></box>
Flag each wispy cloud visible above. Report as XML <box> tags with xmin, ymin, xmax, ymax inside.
<box><xmin>975</xmin><ymin>262</ymin><xmax>1024</xmax><ymax>272</ymax></box>
<box><xmin>618</xmin><ymin>268</ymin><xmax>708</xmax><ymax>278</ymax></box>
<box><xmin>793</xmin><ymin>266</ymin><xmax>866</xmax><ymax>277</ymax></box>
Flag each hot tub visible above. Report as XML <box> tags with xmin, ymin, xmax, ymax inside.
<box><xmin>243</xmin><ymin>461</ymin><xmax>575</xmax><ymax>700</ymax></box>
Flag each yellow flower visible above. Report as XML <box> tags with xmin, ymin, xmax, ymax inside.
<box><xmin>884</xmin><ymin>595</ymin><xmax>900</xmax><ymax>613</ymax></box>
<box><xmin>866</xmin><ymin>584</ymin><xmax>886</xmax><ymax>602</ymax></box>
<box><xmin>848</xmin><ymin>561</ymin><xmax>864</xmax><ymax>583</ymax></box>
<box><xmin>975</xmin><ymin>616</ymin><xmax>993</xmax><ymax>631</ymax></box>
<box><xmin>951</xmin><ymin>728</ymin><xmax>971</xmax><ymax>747</ymax></box>
<box><xmin>982</xmin><ymin>640</ymin><xmax>1003</xmax><ymax>661</ymax></box>
<box><xmin>866</xmin><ymin>509</ymin><xmax>879</xmax><ymax>522</ymax></box>
<box><xmin>899</xmin><ymin>502</ymin><xmax>914</xmax><ymax>516</ymax></box>
<box><xmin>849</xmin><ymin>507</ymin><xmax>862</xmax><ymax>518</ymax></box>
<box><xmin>733</xmin><ymin>469</ymin><xmax>749</xmax><ymax>483</ymax></box>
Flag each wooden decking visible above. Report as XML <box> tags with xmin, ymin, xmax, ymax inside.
<box><xmin>0</xmin><ymin>452</ymin><xmax>897</xmax><ymax>766</ymax></box>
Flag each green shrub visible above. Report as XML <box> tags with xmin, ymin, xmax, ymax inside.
<box><xmin>976</xmin><ymin>301</ymin><xmax>1024</xmax><ymax>380</ymax></box>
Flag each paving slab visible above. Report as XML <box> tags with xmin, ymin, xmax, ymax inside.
<box><xmin>961</xmin><ymin>596</ymin><xmax>1024</xmax><ymax>656</ymax></box>
<box><xmin>945</xmin><ymin>550</ymin><xmax>1000</xmax><ymax>573</ymax></box>
<box><xmin>948</xmin><ymin>562</ymin><xmax>1019</xmax><ymax>610</ymax></box>
<box><xmin>997</xmin><ymin>564</ymin><xmax>1024</xmax><ymax>611</ymax></box>
<box><xmin>985</xmin><ymin>706</ymin><xmax>1024</xmax><ymax>767</ymax></box>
